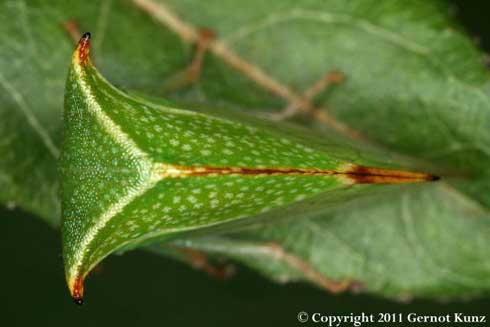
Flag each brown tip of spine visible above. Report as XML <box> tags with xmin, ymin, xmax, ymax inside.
<box><xmin>76</xmin><ymin>32</ymin><xmax>91</xmax><ymax>64</ymax></box>
<box><xmin>71</xmin><ymin>276</ymin><xmax>85</xmax><ymax>306</ymax></box>
<box><xmin>344</xmin><ymin>165</ymin><xmax>440</xmax><ymax>184</ymax></box>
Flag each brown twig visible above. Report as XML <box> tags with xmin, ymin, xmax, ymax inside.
<box><xmin>172</xmin><ymin>240</ymin><xmax>361</xmax><ymax>294</ymax></box>
<box><xmin>263</xmin><ymin>242</ymin><xmax>360</xmax><ymax>294</ymax></box>
<box><xmin>163</xmin><ymin>28</ymin><xmax>216</xmax><ymax>91</ymax></box>
<box><xmin>61</xmin><ymin>20</ymin><xmax>82</xmax><ymax>43</ymax></box>
<box><xmin>271</xmin><ymin>71</ymin><xmax>345</xmax><ymax>120</ymax></box>
<box><xmin>132</xmin><ymin>0</ymin><xmax>361</xmax><ymax>139</ymax></box>
<box><xmin>176</xmin><ymin>247</ymin><xmax>236</xmax><ymax>279</ymax></box>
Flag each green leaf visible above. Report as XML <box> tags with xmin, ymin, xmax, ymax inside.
<box><xmin>2</xmin><ymin>0</ymin><xmax>490</xmax><ymax>301</ymax></box>
<box><xmin>151</xmin><ymin>0</ymin><xmax>490</xmax><ymax>206</ymax></box>
<box><xmin>61</xmin><ymin>33</ymin><xmax>434</xmax><ymax>302</ymax></box>
<box><xmin>166</xmin><ymin>183</ymin><xmax>490</xmax><ymax>298</ymax></box>
<box><xmin>132</xmin><ymin>0</ymin><xmax>490</xmax><ymax>298</ymax></box>
<box><xmin>0</xmin><ymin>0</ymin><xmax>189</xmax><ymax>225</ymax></box>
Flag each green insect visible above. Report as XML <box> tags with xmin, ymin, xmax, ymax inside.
<box><xmin>60</xmin><ymin>32</ymin><xmax>437</xmax><ymax>304</ymax></box>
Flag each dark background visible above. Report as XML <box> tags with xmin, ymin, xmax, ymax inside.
<box><xmin>2</xmin><ymin>1</ymin><xmax>490</xmax><ymax>326</ymax></box>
